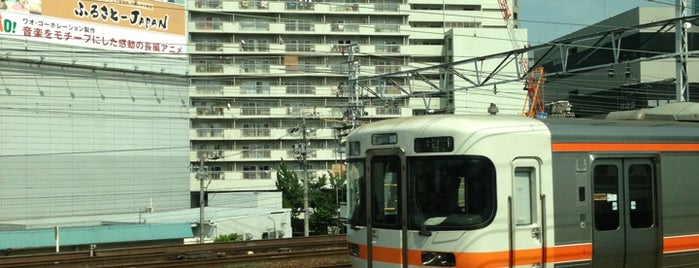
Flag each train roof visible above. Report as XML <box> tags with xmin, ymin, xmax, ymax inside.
<box><xmin>349</xmin><ymin>114</ymin><xmax>546</xmax><ymax>139</ymax></box>
<box><xmin>349</xmin><ymin>103</ymin><xmax>699</xmax><ymax>144</ymax></box>
<box><xmin>542</xmin><ymin>103</ymin><xmax>699</xmax><ymax>143</ymax></box>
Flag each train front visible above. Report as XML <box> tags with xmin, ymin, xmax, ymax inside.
<box><xmin>344</xmin><ymin>115</ymin><xmax>550</xmax><ymax>268</ymax></box>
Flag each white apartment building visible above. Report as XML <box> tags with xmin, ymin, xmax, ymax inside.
<box><xmin>187</xmin><ymin>0</ymin><xmax>527</xmax><ymax>203</ymax></box>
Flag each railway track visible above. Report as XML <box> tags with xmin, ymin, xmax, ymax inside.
<box><xmin>0</xmin><ymin>235</ymin><xmax>349</xmax><ymax>268</ymax></box>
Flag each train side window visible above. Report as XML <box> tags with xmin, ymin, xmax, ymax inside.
<box><xmin>628</xmin><ymin>164</ymin><xmax>654</xmax><ymax>228</ymax></box>
<box><xmin>593</xmin><ymin>165</ymin><xmax>620</xmax><ymax>231</ymax></box>
<box><xmin>514</xmin><ymin>167</ymin><xmax>535</xmax><ymax>225</ymax></box>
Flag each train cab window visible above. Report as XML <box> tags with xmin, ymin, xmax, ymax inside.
<box><xmin>628</xmin><ymin>164</ymin><xmax>654</xmax><ymax>228</ymax></box>
<box><xmin>371</xmin><ymin>156</ymin><xmax>401</xmax><ymax>227</ymax></box>
<box><xmin>347</xmin><ymin>161</ymin><xmax>366</xmax><ymax>227</ymax></box>
<box><xmin>408</xmin><ymin>156</ymin><xmax>495</xmax><ymax>230</ymax></box>
<box><xmin>593</xmin><ymin>165</ymin><xmax>620</xmax><ymax>231</ymax></box>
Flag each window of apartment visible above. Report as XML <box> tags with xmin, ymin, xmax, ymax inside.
<box><xmin>241</xmin><ymin>80</ymin><xmax>270</xmax><ymax>94</ymax></box>
<box><xmin>242</xmin><ymin>144</ymin><xmax>271</xmax><ymax>159</ymax></box>
<box><xmin>243</xmin><ymin>165</ymin><xmax>272</xmax><ymax>179</ymax></box>
<box><xmin>195</xmin><ymin>17</ymin><xmax>222</xmax><ymax>30</ymax></box>
<box><xmin>241</xmin><ymin>122</ymin><xmax>271</xmax><ymax>137</ymax></box>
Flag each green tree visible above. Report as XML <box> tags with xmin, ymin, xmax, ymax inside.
<box><xmin>276</xmin><ymin>160</ymin><xmax>347</xmax><ymax>236</ymax></box>
<box><xmin>275</xmin><ymin>160</ymin><xmax>304</xmax><ymax>218</ymax></box>
<box><xmin>214</xmin><ymin>233</ymin><xmax>240</xmax><ymax>243</ymax></box>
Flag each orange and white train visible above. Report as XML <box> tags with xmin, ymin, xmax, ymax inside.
<box><xmin>345</xmin><ymin>103</ymin><xmax>699</xmax><ymax>267</ymax></box>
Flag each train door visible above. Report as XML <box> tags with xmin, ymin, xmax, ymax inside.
<box><xmin>511</xmin><ymin>158</ymin><xmax>544</xmax><ymax>267</ymax></box>
<box><xmin>365</xmin><ymin>148</ymin><xmax>407</xmax><ymax>268</ymax></box>
<box><xmin>591</xmin><ymin>159</ymin><xmax>658</xmax><ymax>268</ymax></box>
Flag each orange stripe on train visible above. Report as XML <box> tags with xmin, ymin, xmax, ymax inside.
<box><xmin>664</xmin><ymin>234</ymin><xmax>699</xmax><ymax>253</ymax></box>
<box><xmin>354</xmin><ymin>243</ymin><xmax>592</xmax><ymax>267</ymax></box>
<box><xmin>552</xmin><ymin>143</ymin><xmax>699</xmax><ymax>152</ymax></box>
<box><xmin>353</xmin><ymin>236</ymin><xmax>699</xmax><ymax>266</ymax></box>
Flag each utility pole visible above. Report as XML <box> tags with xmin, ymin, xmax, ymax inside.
<box><xmin>302</xmin><ymin>116</ymin><xmax>309</xmax><ymax>237</ymax></box>
<box><xmin>344</xmin><ymin>43</ymin><xmax>362</xmax><ymax>129</ymax></box>
<box><xmin>676</xmin><ymin>0</ymin><xmax>690</xmax><ymax>101</ymax></box>
<box><xmin>292</xmin><ymin>117</ymin><xmax>310</xmax><ymax>237</ymax></box>
<box><xmin>196</xmin><ymin>157</ymin><xmax>207</xmax><ymax>244</ymax></box>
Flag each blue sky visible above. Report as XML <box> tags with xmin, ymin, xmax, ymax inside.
<box><xmin>519</xmin><ymin>0</ymin><xmax>668</xmax><ymax>44</ymax></box>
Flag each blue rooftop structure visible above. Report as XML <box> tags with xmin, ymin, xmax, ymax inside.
<box><xmin>0</xmin><ymin>223</ymin><xmax>192</xmax><ymax>250</ymax></box>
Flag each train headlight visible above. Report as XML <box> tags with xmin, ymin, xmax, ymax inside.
<box><xmin>422</xmin><ymin>251</ymin><xmax>456</xmax><ymax>266</ymax></box>
<box><xmin>348</xmin><ymin>243</ymin><xmax>360</xmax><ymax>257</ymax></box>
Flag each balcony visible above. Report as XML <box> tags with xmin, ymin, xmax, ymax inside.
<box><xmin>195</xmin><ymin>64</ymin><xmax>224</xmax><ymax>73</ymax></box>
<box><xmin>194</xmin><ymin>128</ymin><xmax>225</xmax><ymax>138</ymax></box>
<box><xmin>285</xmin><ymin>43</ymin><xmax>315</xmax><ymax>52</ymax></box>
<box><xmin>284</xmin><ymin>22</ymin><xmax>315</xmax><ymax>32</ymax></box>
<box><xmin>239</xmin><ymin>21</ymin><xmax>270</xmax><ymax>31</ymax></box>
<box><xmin>331</xmin><ymin>23</ymin><xmax>359</xmax><ymax>33</ymax></box>
<box><xmin>196</xmin><ymin>150</ymin><xmax>225</xmax><ymax>160</ymax></box>
<box><xmin>330</xmin><ymin>3</ymin><xmax>358</xmax><ymax>12</ymax></box>
<box><xmin>195</xmin><ymin>85</ymin><xmax>224</xmax><ymax>95</ymax></box>
<box><xmin>240</xmin><ymin>107</ymin><xmax>271</xmax><ymax>116</ymax></box>
<box><xmin>375</xmin><ymin>44</ymin><xmax>400</xmax><ymax>53</ymax></box>
<box><xmin>194</xmin><ymin>0</ymin><xmax>223</xmax><ymax>9</ymax></box>
<box><xmin>241</xmin><ymin>128</ymin><xmax>271</xmax><ymax>137</ymax></box>
<box><xmin>374</xmin><ymin>3</ymin><xmax>399</xmax><ymax>12</ymax></box>
<box><xmin>242</xmin><ymin>149</ymin><xmax>272</xmax><ymax>159</ymax></box>
<box><xmin>375</xmin><ymin>65</ymin><xmax>402</xmax><ymax>74</ymax></box>
<box><xmin>375</xmin><ymin>24</ymin><xmax>400</xmax><ymax>33</ymax></box>
<box><xmin>194</xmin><ymin>21</ymin><xmax>224</xmax><ymax>31</ymax></box>
<box><xmin>240</xmin><ymin>42</ymin><xmax>270</xmax><ymax>52</ymax></box>
<box><xmin>243</xmin><ymin>170</ymin><xmax>272</xmax><ymax>179</ymax></box>
<box><xmin>285</xmin><ymin>1</ymin><xmax>314</xmax><ymax>10</ymax></box>
<box><xmin>196</xmin><ymin>107</ymin><xmax>225</xmax><ymax>116</ymax></box>
<box><xmin>195</xmin><ymin>43</ymin><xmax>223</xmax><ymax>52</ymax></box>
<box><xmin>285</xmin><ymin>85</ymin><xmax>315</xmax><ymax>95</ymax></box>
<box><xmin>239</xmin><ymin>0</ymin><xmax>269</xmax><ymax>9</ymax></box>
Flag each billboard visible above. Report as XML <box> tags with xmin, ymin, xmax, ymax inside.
<box><xmin>0</xmin><ymin>0</ymin><xmax>185</xmax><ymax>54</ymax></box>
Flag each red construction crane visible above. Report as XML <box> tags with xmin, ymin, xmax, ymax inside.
<box><xmin>497</xmin><ymin>0</ymin><xmax>529</xmax><ymax>73</ymax></box>
<box><xmin>521</xmin><ymin>66</ymin><xmax>546</xmax><ymax>117</ymax></box>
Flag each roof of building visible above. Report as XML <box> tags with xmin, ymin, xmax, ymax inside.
<box><xmin>0</xmin><ymin>207</ymin><xmax>290</xmax><ymax>250</ymax></box>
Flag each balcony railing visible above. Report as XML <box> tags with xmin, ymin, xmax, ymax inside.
<box><xmin>196</xmin><ymin>128</ymin><xmax>225</xmax><ymax>137</ymax></box>
<box><xmin>285</xmin><ymin>85</ymin><xmax>315</xmax><ymax>94</ymax></box>
<box><xmin>375</xmin><ymin>65</ymin><xmax>401</xmax><ymax>74</ymax></box>
<box><xmin>243</xmin><ymin>171</ymin><xmax>272</xmax><ymax>179</ymax></box>
<box><xmin>195</xmin><ymin>64</ymin><xmax>223</xmax><ymax>73</ymax></box>
<box><xmin>194</xmin><ymin>0</ymin><xmax>222</xmax><ymax>8</ymax></box>
<box><xmin>195</xmin><ymin>85</ymin><xmax>224</xmax><ymax>94</ymax></box>
<box><xmin>242</xmin><ymin>150</ymin><xmax>272</xmax><ymax>159</ymax></box>
<box><xmin>195</xmin><ymin>43</ymin><xmax>223</xmax><ymax>52</ymax></box>
<box><xmin>241</xmin><ymin>64</ymin><xmax>271</xmax><ymax>73</ymax></box>
<box><xmin>285</xmin><ymin>44</ymin><xmax>315</xmax><ymax>52</ymax></box>
<box><xmin>331</xmin><ymin>23</ymin><xmax>359</xmax><ymax>32</ymax></box>
<box><xmin>285</xmin><ymin>22</ymin><xmax>314</xmax><ymax>32</ymax></box>
<box><xmin>196</xmin><ymin>107</ymin><xmax>225</xmax><ymax>115</ymax></box>
<box><xmin>285</xmin><ymin>1</ymin><xmax>314</xmax><ymax>10</ymax></box>
<box><xmin>375</xmin><ymin>24</ymin><xmax>400</xmax><ymax>33</ymax></box>
<box><xmin>241</xmin><ymin>128</ymin><xmax>271</xmax><ymax>137</ymax></box>
<box><xmin>375</xmin><ymin>3</ymin><xmax>399</xmax><ymax>11</ymax></box>
<box><xmin>195</xmin><ymin>21</ymin><xmax>223</xmax><ymax>30</ymax></box>
<box><xmin>331</xmin><ymin>3</ymin><xmax>358</xmax><ymax>12</ymax></box>
<box><xmin>240</xmin><ymin>85</ymin><xmax>270</xmax><ymax>94</ymax></box>
<box><xmin>375</xmin><ymin>44</ymin><xmax>400</xmax><ymax>53</ymax></box>
<box><xmin>241</xmin><ymin>107</ymin><xmax>271</xmax><ymax>115</ymax></box>
<box><xmin>376</xmin><ymin>107</ymin><xmax>401</xmax><ymax>115</ymax></box>
<box><xmin>209</xmin><ymin>171</ymin><xmax>225</xmax><ymax>180</ymax></box>
<box><xmin>240</xmin><ymin>21</ymin><xmax>270</xmax><ymax>31</ymax></box>
<box><xmin>197</xmin><ymin>150</ymin><xmax>225</xmax><ymax>159</ymax></box>
<box><xmin>241</xmin><ymin>43</ymin><xmax>270</xmax><ymax>52</ymax></box>
<box><xmin>240</xmin><ymin>0</ymin><xmax>269</xmax><ymax>9</ymax></box>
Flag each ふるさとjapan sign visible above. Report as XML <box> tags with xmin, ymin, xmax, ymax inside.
<box><xmin>0</xmin><ymin>0</ymin><xmax>185</xmax><ymax>54</ymax></box>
